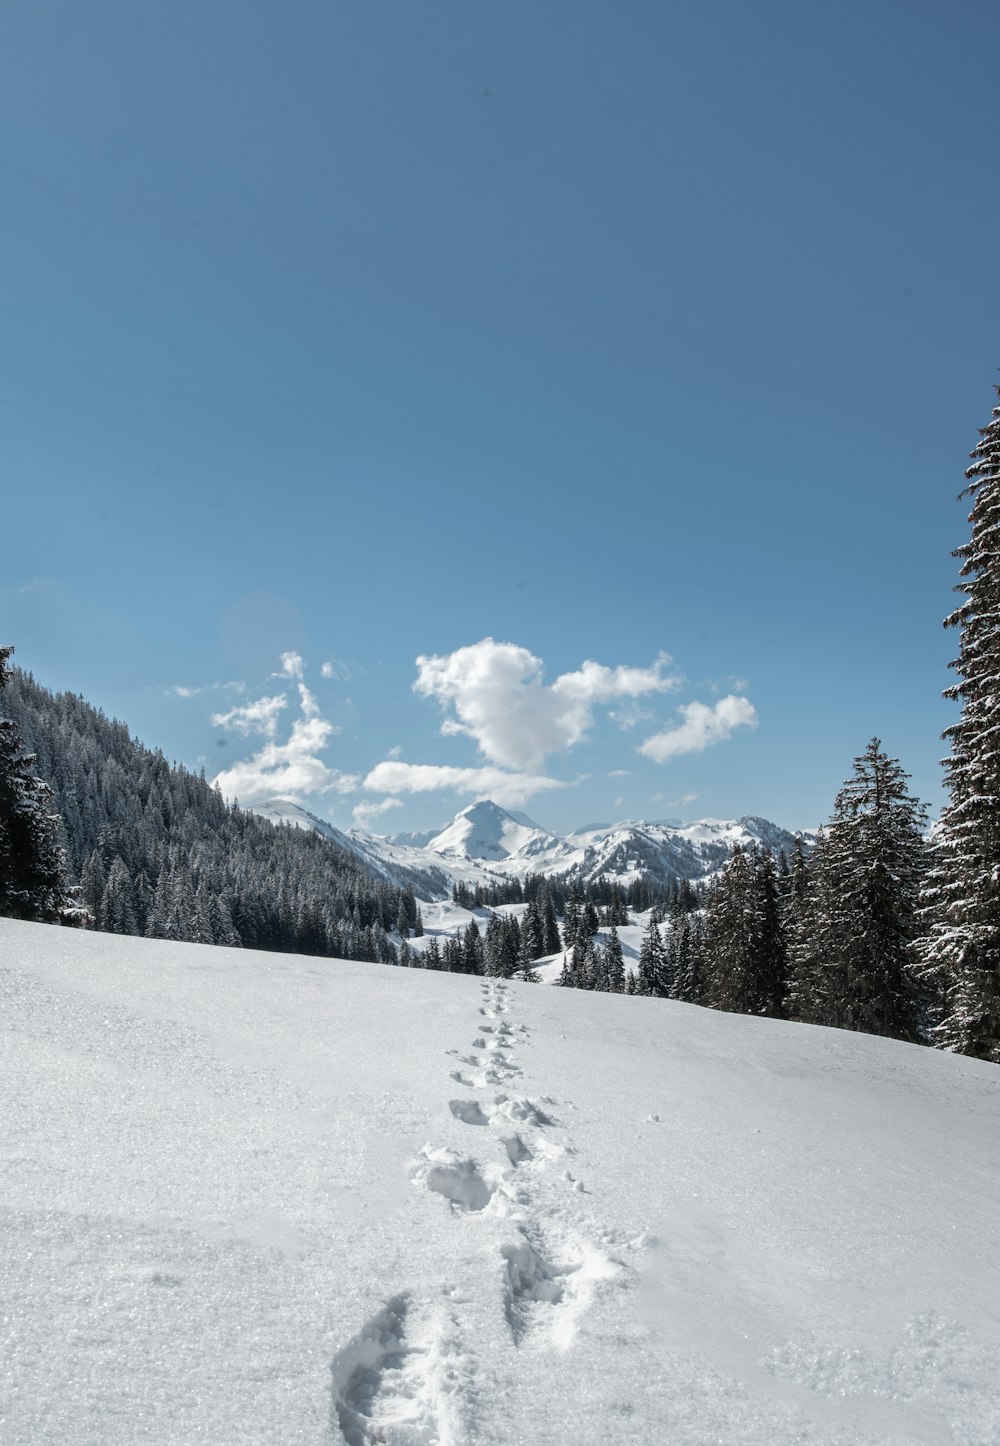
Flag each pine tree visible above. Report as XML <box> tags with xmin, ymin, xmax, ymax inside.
<box><xmin>790</xmin><ymin>741</ymin><xmax>926</xmax><ymax>1040</ymax></box>
<box><xmin>702</xmin><ymin>844</ymin><xmax>767</xmax><ymax>1015</ymax></box>
<box><xmin>0</xmin><ymin>647</ymin><xmax>80</xmax><ymax>924</ymax></box>
<box><xmin>521</xmin><ymin>900</ymin><xmax>544</xmax><ymax>961</ymax></box>
<box><xmin>919</xmin><ymin>386</ymin><xmax>1000</xmax><ymax>1060</ymax></box>
<box><xmin>637</xmin><ymin>917</ymin><xmax>666</xmax><ymax>997</ymax></box>
<box><xmin>461</xmin><ymin>920</ymin><xmax>484</xmax><ymax>975</ymax></box>
<box><xmin>605</xmin><ymin>924</ymin><xmax>626</xmax><ymax>993</ymax></box>
<box><xmin>562</xmin><ymin>881</ymin><xmax>583</xmax><ymax>946</ymax></box>
<box><xmin>671</xmin><ymin>919</ymin><xmax>701</xmax><ymax>1002</ymax></box>
<box><xmin>516</xmin><ymin>924</ymin><xmax>540</xmax><ymax>982</ymax></box>
<box><xmin>540</xmin><ymin>889</ymin><xmax>562</xmax><ymax>954</ymax></box>
<box><xmin>101</xmin><ymin>856</ymin><xmax>138</xmax><ymax>935</ymax></box>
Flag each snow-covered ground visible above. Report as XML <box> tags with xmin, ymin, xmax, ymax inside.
<box><xmin>2</xmin><ymin>918</ymin><xmax>999</xmax><ymax>1446</ymax></box>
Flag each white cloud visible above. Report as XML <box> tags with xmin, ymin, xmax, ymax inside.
<box><xmin>386</xmin><ymin>744</ymin><xmax>402</xmax><ymax>759</ymax></box>
<box><xmin>607</xmin><ymin>768</ymin><xmax>631</xmax><ymax>779</ymax></box>
<box><xmin>667</xmin><ymin>791</ymin><xmax>700</xmax><ymax>808</ymax></box>
<box><xmin>274</xmin><ymin>651</ymin><xmax>305</xmax><ymax>679</ymax></box>
<box><xmin>363</xmin><ymin>760</ymin><xmax>569</xmax><ymax>809</ymax></box>
<box><xmin>212</xmin><ymin>694</ymin><xmax>288</xmax><ymax>738</ymax></box>
<box><xmin>212</xmin><ymin>680</ymin><xmax>357</xmax><ymax>803</ymax></box>
<box><xmin>170</xmin><ymin>680</ymin><xmax>244</xmax><ymax>699</ymax></box>
<box><xmin>413</xmin><ymin>638</ymin><xmax>677</xmax><ymax>771</ymax></box>
<box><xmin>321</xmin><ymin>658</ymin><xmax>352</xmax><ymax>681</ymax></box>
<box><xmin>639</xmin><ymin>696</ymin><xmax>758</xmax><ymax>763</ymax></box>
<box><xmin>352</xmin><ymin>796</ymin><xmax>404</xmax><ymax>828</ymax></box>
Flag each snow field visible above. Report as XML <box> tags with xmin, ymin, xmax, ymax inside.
<box><xmin>2</xmin><ymin>917</ymin><xmax>999</xmax><ymax>1445</ymax></box>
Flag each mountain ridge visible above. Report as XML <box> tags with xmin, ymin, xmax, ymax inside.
<box><xmin>251</xmin><ymin>795</ymin><xmax>812</xmax><ymax>896</ymax></box>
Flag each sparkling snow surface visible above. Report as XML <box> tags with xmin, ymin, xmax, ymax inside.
<box><xmin>2</xmin><ymin>919</ymin><xmax>999</xmax><ymax>1446</ymax></box>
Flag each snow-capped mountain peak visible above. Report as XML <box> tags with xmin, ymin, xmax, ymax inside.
<box><xmin>423</xmin><ymin>800</ymin><xmax>566</xmax><ymax>863</ymax></box>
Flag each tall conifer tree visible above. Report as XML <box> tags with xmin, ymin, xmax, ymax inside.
<box><xmin>790</xmin><ymin>741</ymin><xmax>925</xmax><ymax>1040</ymax></box>
<box><xmin>0</xmin><ymin>647</ymin><xmax>80</xmax><ymax>924</ymax></box>
<box><xmin>919</xmin><ymin>386</ymin><xmax>1000</xmax><ymax>1060</ymax></box>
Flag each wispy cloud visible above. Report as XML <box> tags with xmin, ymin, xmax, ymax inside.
<box><xmin>607</xmin><ymin>768</ymin><xmax>631</xmax><ymax>779</ymax></box>
<box><xmin>274</xmin><ymin>651</ymin><xmax>305</xmax><ymax>680</ymax></box>
<box><xmin>607</xmin><ymin>702</ymin><xmax>654</xmax><ymax>731</ymax></box>
<box><xmin>169</xmin><ymin>680</ymin><xmax>244</xmax><ymax>699</ymax></box>
<box><xmin>363</xmin><ymin>759</ymin><xmax>569</xmax><ymax>809</ymax></box>
<box><xmin>352</xmin><ymin>796</ymin><xmax>404</xmax><ymax>828</ymax></box>
<box><xmin>321</xmin><ymin>658</ymin><xmax>352</xmax><ymax>681</ymax></box>
<box><xmin>414</xmin><ymin>638</ymin><xmax>678</xmax><ymax>771</ymax></box>
<box><xmin>639</xmin><ymin>696</ymin><xmax>757</xmax><ymax>763</ymax></box>
<box><xmin>212</xmin><ymin>694</ymin><xmax>288</xmax><ymax>738</ymax></box>
<box><xmin>211</xmin><ymin>659</ymin><xmax>358</xmax><ymax>803</ymax></box>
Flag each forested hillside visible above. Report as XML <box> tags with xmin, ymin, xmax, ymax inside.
<box><xmin>2</xmin><ymin>668</ymin><xmax>421</xmax><ymax>963</ymax></box>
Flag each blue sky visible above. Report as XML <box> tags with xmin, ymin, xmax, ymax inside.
<box><xmin>2</xmin><ymin>0</ymin><xmax>998</xmax><ymax>835</ymax></box>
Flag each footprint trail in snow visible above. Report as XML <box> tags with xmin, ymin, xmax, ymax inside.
<box><xmin>332</xmin><ymin>977</ymin><xmax>636</xmax><ymax>1443</ymax></box>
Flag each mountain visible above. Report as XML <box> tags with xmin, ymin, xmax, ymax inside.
<box><xmin>423</xmin><ymin>800</ymin><xmax>570</xmax><ymax>865</ymax></box>
<box><xmin>248</xmin><ymin>796</ymin><xmax>452</xmax><ymax>901</ymax></box>
<box><xmin>248</xmin><ymin>797</ymin><xmax>356</xmax><ymax>847</ymax></box>
<box><xmin>5</xmin><ymin>914</ymin><xmax>996</xmax><ymax>1445</ymax></box>
<box><xmin>368</xmin><ymin>800</ymin><xmax>810</xmax><ymax>893</ymax></box>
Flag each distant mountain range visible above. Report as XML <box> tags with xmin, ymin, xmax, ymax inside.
<box><xmin>250</xmin><ymin>797</ymin><xmax>811</xmax><ymax>898</ymax></box>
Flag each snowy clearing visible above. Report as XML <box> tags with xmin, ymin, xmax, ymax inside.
<box><xmin>2</xmin><ymin>918</ymin><xmax>999</xmax><ymax>1445</ymax></box>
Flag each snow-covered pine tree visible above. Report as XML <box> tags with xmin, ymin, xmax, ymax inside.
<box><xmin>637</xmin><ymin>916</ymin><xmax>666</xmax><ymax>996</ymax></box>
<box><xmin>700</xmin><ymin>844</ymin><xmax>787</xmax><ymax>1017</ymax></box>
<box><xmin>0</xmin><ymin>646</ymin><xmax>82</xmax><ymax>924</ymax></box>
<box><xmin>605</xmin><ymin>924</ymin><xmax>626</xmax><ymax>993</ymax></box>
<box><xmin>919</xmin><ymin>386</ymin><xmax>1000</xmax><ymax>1060</ymax></box>
<box><xmin>789</xmin><ymin>741</ymin><xmax>926</xmax><ymax>1040</ymax></box>
<box><xmin>702</xmin><ymin>844</ymin><xmax>763</xmax><ymax>1014</ymax></box>
<box><xmin>540</xmin><ymin>888</ymin><xmax>562</xmax><ymax>954</ymax></box>
<box><xmin>670</xmin><ymin>918</ymin><xmax>701</xmax><ymax>1002</ymax></box>
<box><xmin>521</xmin><ymin>900</ymin><xmax>544</xmax><ymax>961</ymax></box>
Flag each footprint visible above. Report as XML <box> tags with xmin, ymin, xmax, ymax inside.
<box><xmin>490</xmin><ymin>1094</ymin><xmax>553</xmax><ymax>1128</ymax></box>
<box><xmin>500</xmin><ymin>1231</ymin><xmax>617</xmax><ymax>1351</ymax></box>
<box><xmin>475</xmin><ymin>1064</ymin><xmax>521</xmax><ymax>1087</ymax></box>
<box><xmin>471</xmin><ymin>1037</ymin><xmax>487</xmax><ymax>1049</ymax></box>
<box><xmin>331</xmin><ymin>1294</ymin><xmax>446</xmax><ymax>1445</ymax></box>
<box><xmin>449</xmin><ymin>1099</ymin><xmax>490</xmax><ymax>1127</ymax></box>
<box><xmin>412</xmin><ymin>1147</ymin><xmax>502</xmax><ymax>1214</ymax></box>
<box><xmin>501</xmin><ymin>1134</ymin><xmax>533</xmax><ymax>1167</ymax></box>
<box><xmin>449</xmin><ymin>1071</ymin><xmax>475</xmax><ymax>1088</ymax></box>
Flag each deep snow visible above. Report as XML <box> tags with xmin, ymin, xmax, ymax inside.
<box><xmin>2</xmin><ymin>918</ymin><xmax>999</xmax><ymax>1445</ymax></box>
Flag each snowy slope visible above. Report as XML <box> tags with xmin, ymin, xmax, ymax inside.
<box><xmin>249</xmin><ymin>797</ymin><xmax>357</xmax><ymax>846</ymax></box>
<box><xmin>3</xmin><ymin>918</ymin><xmax>999</xmax><ymax>1446</ymax></box>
